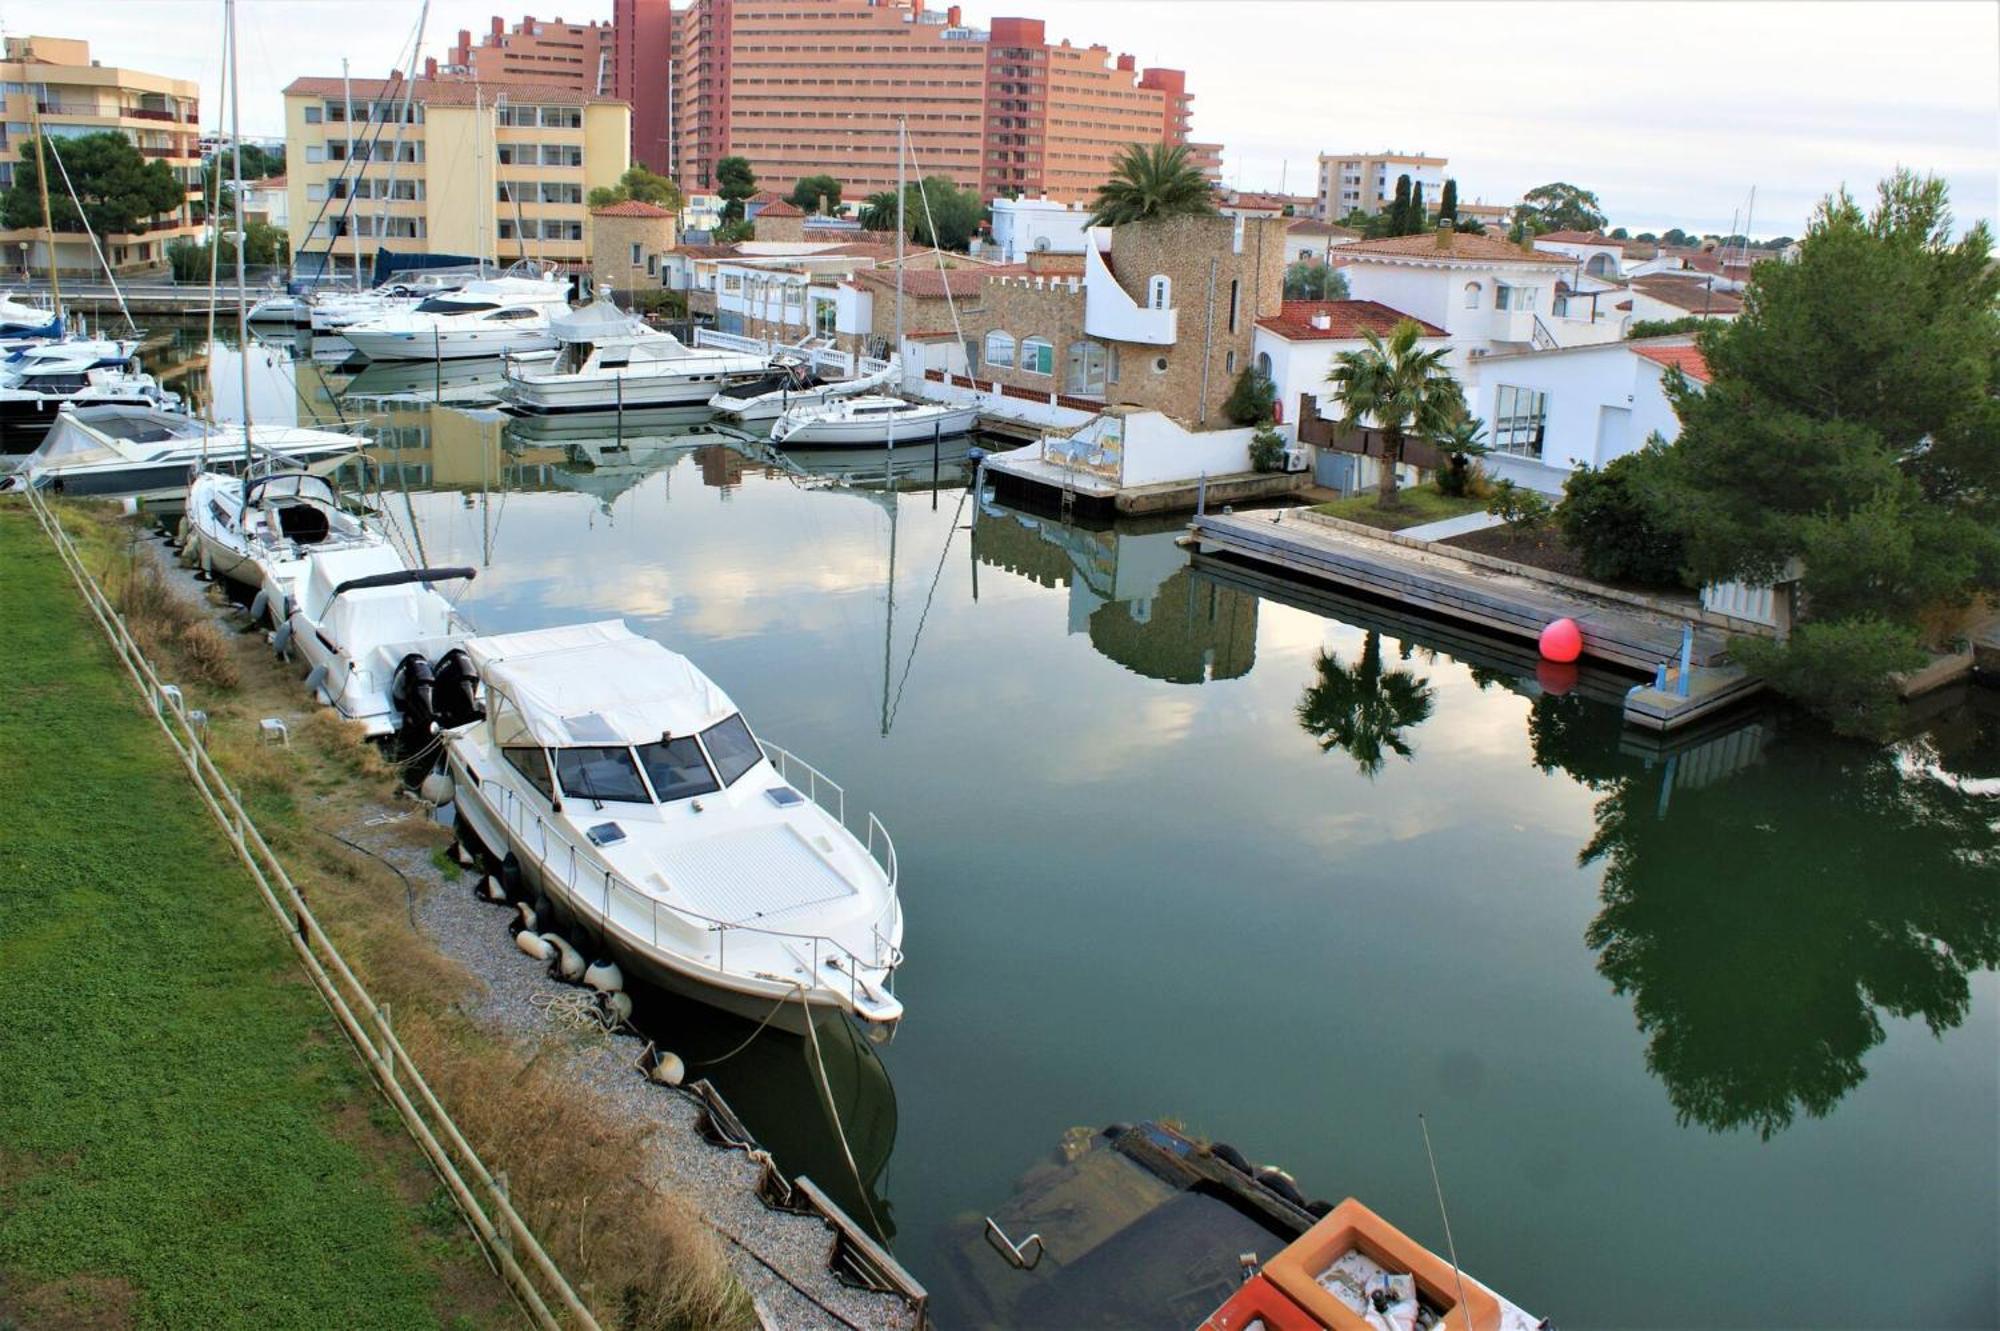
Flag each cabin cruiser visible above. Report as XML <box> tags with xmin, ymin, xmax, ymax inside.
<box><xmin>767</xmin><ymin>393</ymin><xmax>979</xmax><ymax>448</ymax></box>
<box><xmin>2</xmin><ymin>335</ymin><xmax>141</xmax><ymax>375</ymax></box>
<box><xmin>0</xmin><ymin>293</ymin><xmax>61</xmax><ymax>341</ymax></box>
<box><xmin>1</xmin><ymin>405</ymin><xmax>356</xmax><ymax>498</ymax></box>
<box><xmin>306</xmin><ymin>266</ymin><xmax>489</xmax><ymax>333</ymax></box>
<box><xmin>441</xmin><ymin>619</ymin><xmax>905</xmax><ymax>1033</ymax></box>
<box><xmin>183</xmin><ymin>464</ymin><xmax>391</xmax><ymax>615</ymax></box>
<box><xmin>277</xmin><ymin>543</ymin><xmax>479</xmax><ymax>739</ymax></box>
<box><xmin>497</xmin><ymin>298</ymin><xmax>767</xmax><ymax>413</ymax></box>
<box><xmin>0</xmin><ymin>366</ymin><xmax>180</xmax><ymax>442</ymax></box>
<box><xmin>709</xmin><ymin>353</ymin><xmax>896</xmax><ymax>422</ymax></box>
<box><xmin>342</xmin><ymin>269</ymin><xmax>571</xmax><ymax>361</ymax></box>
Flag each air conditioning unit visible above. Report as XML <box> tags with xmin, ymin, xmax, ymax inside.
<box><xmin>1282</xmin><ymin>447</ymin><xmax>1310</xmax><ymax>473</ymax></box>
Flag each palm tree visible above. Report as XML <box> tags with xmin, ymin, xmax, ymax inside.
<box><xmin>1326</xmin><ymin>319</ymin><xmax>1465</xmax><ymax>504</ymax></box>
<box><xmin>1084</xmin><ymin>143</ymin><xmax>1217</xmax><ymax>228</ymax></box>
<box><xmin>1435</xmin><ymin>412</ymin><xmax>1490</xmax><ymax>498</ymax></box>
<box><xmin>1295</xmin><ymin>631</ymin><xmax>1435</xmax><ymax>778</ymax></box>
<box><xmin>858</xmin><ymin>189</ymin><xmax>902</xmax><ymax>232</ymax></box>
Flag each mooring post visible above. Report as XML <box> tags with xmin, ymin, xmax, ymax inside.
<box><xmin>1196</xmin><ymin>471</ymin><xmax>1208</xmax><ymax>518</ymax></box>
<box><xmin>1678</xmin><ymin>622</ymin><xmax>1694</xmax><ymax>697</ymax></box>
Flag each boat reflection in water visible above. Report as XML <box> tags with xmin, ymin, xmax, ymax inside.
<box><xmin>973</xmin><ymin>499</ymin><xmax>1260</xmax><ymax>684</ymax></box>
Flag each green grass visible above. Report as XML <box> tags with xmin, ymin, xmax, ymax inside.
<box><xmin>0</xmin><ymin>506</ymin><xmax>450</xmax><ymax>1329</ymax></box>
<box><xmin>1310</xmin><ymin>482</ymin><xmax>1486</xmax><ymax>531</ymax></box>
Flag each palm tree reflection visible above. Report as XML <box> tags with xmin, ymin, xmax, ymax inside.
<box><xmin>1297</xmin><ymin>630</ymin><xmax>1436</xmax><ymax>777</ymax></box>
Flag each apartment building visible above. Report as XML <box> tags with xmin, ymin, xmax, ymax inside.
<box><xmin>609</xmin><ymin>0</ymin><xmax>675</xmax><ymax>175</ymax></box>
<box><xmin>281</xmin><ymin>77</ymin><xmax>629</xmax><ymax>271</ymax></box>
<box><xmin>0</xmin><ymin>35</ymin><xmax>201</xmax><ymax>274</ymax></box>
<box><xmin>1315</xmin><ymin>150</ymin><xmax>1447</xmax><ymax>220</ymax></box>
<box><xmin>671</xmin><ymin>0</ymin><xmax>1200</xmax><ymax>204</ymax></box>
<box><xmin>442</xmin><ymin>16</ymin><xmax>614</xmax><ymax>90</ymax></box>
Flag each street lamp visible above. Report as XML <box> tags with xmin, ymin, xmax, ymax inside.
<box><xmin>16</xmin><ymin>241</ymin><xmax>27</xmax><ymax>281</ymax></box>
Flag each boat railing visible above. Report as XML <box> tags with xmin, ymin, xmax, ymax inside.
<box><xmin>757</xmin><ymin>740</ymin><xmax>900</xmax><ymax>888</ymax></box>
<box><xmin>485</xmin><ymin>771</ymin><xmax>902</xmax><ymax>1017</ymax></box>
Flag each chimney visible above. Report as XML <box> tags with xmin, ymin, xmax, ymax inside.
<box><xmin>947</xmin><ymin>5</ymin><xmax>962</xmax><ymax>24</ymax></box>
<box><xmin>1116</xmin><ymin>53</ymin><xmax>1135</xmax><ymax>72</ymax></box>
<box><xmin>1310</xmin><ymin>311</ymin><xmax>1332</xmax><ymax>331</ymax></box>
<box><xmin>491</xmin><ymin>16</ymin><xmax>504</xmax><ymax>36</ymax></box>
<box><xmin>425</xmin><ymin>56</ymin><xmax>438</xmax><ymax>79</ymax></box>
<box><xmin>1435</xmin><ymin>220</ymin><xmax>1452</xmax><ymax>250</ymax></box>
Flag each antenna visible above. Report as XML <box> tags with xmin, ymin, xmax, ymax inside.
<box><xmin>1419</xmin><ymin>1113</ymin><xmax>1478</xmax><ymax>1331</ymax></box>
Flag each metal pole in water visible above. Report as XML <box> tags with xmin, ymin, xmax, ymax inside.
<box><xmin>1678</xmin><ymin>622</ymin><xmax>1694</xmax><ymax>697</ymax></box>
<box><xmin>1196</xmin><ymin>470</ymin><xmax>1208</xmax><ymax>517</ymax></box>
<box><xmin>1419</xmin><ymin>1113</ymin><xmax>1479</xmax><ymax>1331</ymax></box>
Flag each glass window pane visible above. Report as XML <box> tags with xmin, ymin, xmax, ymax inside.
<box><xmin>637</xmin><ymin>737</ymin><xmax>720</xmax><ymax>803</ymax></box>
<box><xmin>502</xmin><ymin>746</ymin><xmax>555</xmax><ymax>801</ymax></box>
<box><xmin>701</xmin><ymin>715</ymin><xmax>762</xmax><ymax>787</ymax></box>
<box><xmin>555</xmin><ymin>746</ymin><xmax>651</xmax><ymax>804</ymax></box>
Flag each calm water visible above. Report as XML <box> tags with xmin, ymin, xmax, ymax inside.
<box><xmin>175</xmin><ymin>326</ymin><xmax>1997</xmax><ymax>1328</ymax></box>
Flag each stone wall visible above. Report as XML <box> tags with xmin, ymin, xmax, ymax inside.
<box><xmin>590</xmin><ymin>211</ymin><xmax>679</xmax><ymax>297</ymax></box>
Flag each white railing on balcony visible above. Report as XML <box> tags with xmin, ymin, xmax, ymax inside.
<box><xmin>1082</xmin><ymin>233</ymin><xmax>1176</xmax><ymax>345</ymax></box>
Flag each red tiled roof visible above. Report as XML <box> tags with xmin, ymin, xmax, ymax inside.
<box><xmin>1255</xmin><ymin>299</ymin><xmax>1446</xmax><ymax>341</ymax></box>
<box><xmin>1633</xmin><ymin>342</ymin><xmax>1710</xmax><ymax>383</ymax></box>
<box><xmin>282</xmin><ymin>76</ymin><xmax>620</xmax><ymax>107</ymax></box>
<box><xmin>748</xmin><ymin>189</ymin><xmax>782</xmax><ymax>204</ymax></box>
<box><xmin>592</xmin><ymin>200</ymin><xmax>674</xmax><ymax>218</ymax></box>
<box><xmin>1333</xmin><ymin>231</ymin><xmax>1575</xmax><ymax>266</ymax></box>
<box><xmin>1630</xmin><ymin>273</ymin><xmax>1742</xmax><ymax>314</ymax></box>
<box><xmin>755</xmin><ymin>199</ymin><xmax>805</xmax><ymax>218</ymax></box>
<box><xmin>668</xmin><ymin>244</ymin><xmax>740</xmax><ymax>258</ymax></box>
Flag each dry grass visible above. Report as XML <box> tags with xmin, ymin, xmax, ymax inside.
<box><xmin>53</xmin><ymin>501</ymin><xmax>755</xmax><ymax>1331</ymax></box>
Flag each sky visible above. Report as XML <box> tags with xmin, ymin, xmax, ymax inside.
<box><xmin>7</xmin><ymin>0</ymin><xmax>1996</xmax><ymax>238</ymax></box>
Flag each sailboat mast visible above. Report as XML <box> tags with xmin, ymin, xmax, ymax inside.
<box><xmin>345</xmin><ymin>58</ymin><xmax>360</xmax><ymax>291</ymax></box>
<box><xmin>227</xmin><ymin>0</ymin><xmax>253</xmax><ymax>446</ymax></box>
<box><xmin>27</xmin><ymin>96</ymin><xmax>62</xmax><ymax>320</ymax></box>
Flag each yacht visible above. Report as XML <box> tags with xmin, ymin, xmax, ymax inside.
<box><xmin>0</xmin><ymin>366</ymin><xmax>180</xmax><ymax>443</ymax></box>
<box><xmin>767</xmin><ymin>394</ymin><xmax>979</xmax><ymax>448</ymax></box>
<box><xmin>0</xmin><ymin>293</ymin><xmax>61</xmax><ymax>341</ymax></box>
<box><xmin>710</xmin><ymin>352</ymin><xmax>897</xmax><ymax>422</ymax></box>
<box><xmin>498</xmin><ymin>298</ymin><xmax>768</xmax><ymax>413</ymax></box>
<box><xmin>441</xmin><ymin>619</ymin><xmax>905</xmax><ymax>1034</ymax></box>
<box><xmin>1</xmin><ymin>405</ymin><xmax>357</xmax><ymax>499</ymax></box>
<box><xmin>306</xmin><ymin>266</ymin><xmax>488</xmax><ymax>333</ymax></box>
<box><xmin>3</xmin><ymin>336</ymin><xmax>141</xmax><ymax>375</ymax></box>
<box><xmin>184</xmin><ymin>464</ymin><xmax>392</xmax><ymax>614</ymax></box>
<box><xmin>279</xmin><ymin>543</ymin><xmax>480</xmax><ymax>739</ymax></box>
<box><xmin>342</xmin><ymin>268</ymin><xmax>572</xmax><ymax>361</ymax></box>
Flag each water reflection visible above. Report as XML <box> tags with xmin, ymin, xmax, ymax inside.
<box><xmin>1296</xmin><ymin>630</ymin><xmax>1436</xmax><ymax>777</ymax></box>
<box><xmin>973</xmin><ymin>503</ymin><xmax>1260</xmax><ymax>682</ymax></box>
<box><xmin>1534</xmin><ymin>692</ymin><xmax>2000</xmax><ymax>1138</ymax></box>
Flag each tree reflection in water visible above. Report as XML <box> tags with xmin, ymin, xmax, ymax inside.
<box><xmin>1296</xmin><ymin>630</ymin><xmax>1436</xmax><ymax>777</ymax></box>
<box><xmin>1531</xmin><ymin>691</ymin><xmax>2000</xmax><ymax>1138</ymax></box>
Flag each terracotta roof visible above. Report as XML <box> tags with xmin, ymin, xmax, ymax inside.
<box><xmin>592</xmin><ymin>200</ymin><xmax>674</xmax><ymax>218</ymax></box>
<box><xmin>1632</xmin><ymin>342</ymin><xmax>1711</xmax><ymax>383</ymax></box>
<box><xmin>854</xmin><ymin>263</ymin><xmax>1031</xmax><ymax>299</ymax></box>
<box><xmin>282</xmin><ymin>76</ymin><xmax>620</xmax><ymax>107</ymax></box>
<box><xmin>1255</xmin><ymin>299</ymin><xmax>1446</xmax><ymax>341</ymax></box>
<box><xmin>1332</xmin><ymin>231</ymin><xmax>1575</xmax><ymax>266</ymax></box>
<box><xmin>755</xmin><ymin>200</ymin><xmax>805</xmax><ymax>218</ymax></box>
<box><xmin>748</xmin><ymin>189</ymin><xmax>782</xmax><ymax>205</ymax></box>
<box><xmin>668</xmin><ymin>244</ymin><xmax>741</xmax><ymax>259</ymax></box>
<box><xmin>1630</xmin><ymin>273</ymin><xmax>1742</xmax><ymax>314</ymax></box>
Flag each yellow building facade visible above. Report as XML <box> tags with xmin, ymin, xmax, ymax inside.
<box><xmin>0</xmin><ymin>35</ymin><xmax>202</xmax><ymax>275</ymax></box>
<box><xmin>282</xmin><ymin>77</ymin><xmax>629</xmax><ymax>274</ymax></box>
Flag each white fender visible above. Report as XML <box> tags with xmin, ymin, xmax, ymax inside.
<box><xmin>304</xmin><ymin>664</ymin><xmax>328</xmax><ymax>700</ymax></box>
<box><xmin>418</xmin><ymin>772</ymin><xmax>454</xmax><ymax>805</ymax></box>
<box><xmin>479</xmin><ymin>874</ymin><xmax>509</xmax><ymax>903</ymax></box>
<box><xmin>542</xmin><ymin>932</ymin><xmax>586</xmax><ymax>983</ymax></box>
<box><xmin>249</xmin><ymin>589</ymin><xmax>269</xmax><ymax>624</ymax></box>
<box><xmin>582</xmin><ymin>959</ymin><xmax>624</xmax><ymax>995</ymax></box>
<box><xmin>515</xmin><ymin>930</ymin><xmax>554</xmax><ymax>961</ymax></box>
<box><xmin>647</xmin><ymin>1050</ymin><xmax>685</xmax><ymax>1086</ymax></box>
<box><xmin>513</xmin><ymin>900</ymin><xmax>538</xmax><ymax>934</ymax></box>
<box><xmin>271</xmin><ymin>622</ymin><xmax>293</xmax><ymax>658</ymax></box>
<box><xmin>600</xmin><ymin>991</ymin><xmax>634</xmax><ymax>1025</ymax></box>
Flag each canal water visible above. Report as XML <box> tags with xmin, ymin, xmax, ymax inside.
<box><xmin>163</xmin><ymin>326</ymin><xmax>1998</xmax><ymax>1328</ymax></box>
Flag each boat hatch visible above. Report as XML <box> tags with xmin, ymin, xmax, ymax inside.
<box><xmin>764</xmin><ymin>787</ymin><xmax>805</xmax><ymax>809</ymax></box>
<box><xmin>586</xmin><ymin>821</ymin><xmax>627</xmax><ymax>847</ymax></box>
<box><xmin>650</xmin><ymin>824</ymin><xmax>857</xmax><ymax>926</ymax></box>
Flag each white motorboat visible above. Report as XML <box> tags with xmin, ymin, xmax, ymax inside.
<box><xmin>278</xmin><ymin>543</ymin><xmax>480</xmax><ymax>739</ymax></box>
<box><xmin>2</xmin><ymin>336</ymin><xmax>140</xmax><ymax>376</ymax></box>
<box><xmin>247</xmin><ymin>290</ymin><xmax>307</xmax><ymax>324</ymax></box>
<box><xmin>442</xmin><ymin>619</ymin><xmax>905</xmax><ymax>1033</ymax></box>
<box><xmin>306</xmin><ymin>265</ymin><xmax>488</xmax><ymax>332</ymax></box>
<box><xmin>498</xmin><ymin>298</ymin><xmax>768</xmax><ymax>413</ymax></box>
<box><xmin>183</xmin><ymin>464</ymin><xmax>391</xmax><ymax>615</ymax></box>
<box><xmin>1</xmin><ymin>405</ymin><xmax>356</xmax><ymax>499</ymax></box>
<box><xmin>342</xmin><ymin>269</ymin><xmax>571</xmax><ymax>361</ymax></box>
<box><xmin>768</xmin><ymin>394</ymin><xmax>979</xmax><ymax>448</ymax></box>
<box><xmin>0</xmin><ymin>292</ymin><xmax>61</xmax><ymax>341</ymax></box>
<box><xmin>0</xmin><ymin>366</ymin><xmax>180</xmax><ymax>443</ymax></box>
<box><xmin>710</xmin><ymin>353</ymin><xmax>897</xmax><ymax>422</ymax></box>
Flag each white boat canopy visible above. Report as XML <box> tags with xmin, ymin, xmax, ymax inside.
<box><xmin>547</xmin><ymin>298</ymin><xmax>649</xmax><ymax>345</ymax></box>
<box><xmin>468</xmin><ymin>620</ymin><xmax>737</xmax><ymax>748</ymax></box>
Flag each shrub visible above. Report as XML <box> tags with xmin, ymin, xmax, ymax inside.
<box><xmin>1625</xmin><ymin>315</ymin><xmax>1707</xmax><ymax>340</ymax></box>
<box><xmin>1559</xmin><ymin>448</ymin><xmax>1688</xmax><ymax>586</ymax></box>
<box><xmin>626</xmin><ymin>288</ymin><xmax>686</xmax><ymax>319</ymax></box>
<box><xmin>1487</xmin><ymin>479</ymin><xmax>1552</xmax><ymax>530</ymax></box>
<box><xmin>1248</xmin><ymin>426</ymin><xmax>1287</xmax><ymax>473</ymax></box>
<box><xmin>1222</xmin><ymin>368</ymin><xmax>1276</xmax><ymax>426</ymax></box>
<box><xmin>1730</xmin><ymin>617</ymin><xmax>1927</xmax><ymax>738</ymax></box>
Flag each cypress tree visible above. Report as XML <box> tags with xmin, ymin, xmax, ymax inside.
<box><xmin>1408</xmin><ymin>181</ymin><xmax>1426</xmax><ymax>234</ymax></box>
<box><xmin>1389</xmin><ymin>174</ymin><xmax>1412</xmax><ymax>234</ymax></box>
<box><xmin>1439</xmin><ymin>178</ymin><xmax>1458</xmax><ymax>224</ymax></box>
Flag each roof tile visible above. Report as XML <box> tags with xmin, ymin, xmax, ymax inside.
<box><xmin>1256</xmin><ymin>299</ymin><xmax>1446</xmax><ymax>341</ymax></box>
<box><xmin>1333</xmin><ymin>231</ymin><xmax>1575</xmax><ymax>266</ymax></box>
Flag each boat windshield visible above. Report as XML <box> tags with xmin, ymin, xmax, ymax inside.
<box><xmin>700</xmin><ymin>714</ymin><xmax>762</xmax><ymax>787</ymax></box>
<box><xmin>415</xmin><ymin>297</ymin><xmax>498</xmax><ymax>315</ymax></box>
<box><xmin>636</xmin><ymin>736</ymin><xmax>719</xmax><ymax>803</ymax></box>
<box><xmin>555</xmin><ymin>746</ymin><xmax>650</xmax><ymax>804</ymax></box>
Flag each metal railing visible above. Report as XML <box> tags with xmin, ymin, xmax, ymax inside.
<box><xmin>18</xmin><ymin>486</ymin><xmax>599</xmax><ymax>1331</ymax></box>
<box><xmin>474</xmin><ymin>744</ymin><xmax>902</xmax><ymax>1016</ymax></box>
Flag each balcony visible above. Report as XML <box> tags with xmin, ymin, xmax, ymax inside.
<box><xmin>1082</xmin><ymin>233</ymin><xmax>1175</xmax><ymax>346</ymax></box>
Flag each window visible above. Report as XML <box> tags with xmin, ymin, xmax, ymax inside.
<box><xmin>1225</xmin><ymin>350</ymin><xmax>1236</xmax><ymax>374</ymax></box>
<box><xmin>1463</xmin><ymin>281</ymin><xmax>1481</xmax><ymax>309</ymax></box>
<box><xmin>555</xmin><ymin>747</ymin><xmax>650</xmax><ymax>804</ymax></box>
<box><xmin>1255</xmin><ymin>350</ymin><xmax>1272</xmax><ymax>380</ymax></box>
<box><xmin>1553</xmin><ymin>294</ymin><xmax>1569</xmax><ymax>317</ymax></box>
<box><xmin>417</xmin><ymin>297</ymin><xmax>497</xmax><ymax>314</ymax></box>
<box><xmin>1019</xmin><ymin>336</ymin><xmax>1054</xmax><ymax>376</ymax></box>
<box><xmin>503</xmin><ymin>746</ymin><xmax>556</xmax><ymax>801</ymax></box>
<box><xmin>700</xmin><ymin>715</ymin><xmax>762</xmax><ymax>787</ymax></box>
<box><xmin>304</xmin><ymin>144</ymin><xmax>325</xmax><ymax>164</ymax></box>
<box><xmin>1492</xmin><ymin>384</ymin><xmax>1548</xmax><ymax>458</ymax></box>
<box><xmin>1106</xmin><ymin>343</ymin><xmax>1119</xmax><ymax>383</ymax></box>
<box><xmin>305</xmin><ymin>183</ymin><xmax>326</xmax><ymax>202</ymax></box>
<box><xmin>984</xmin><ymin>330</ymin><xmax>1016</xmax><ymax>369</ymax></box>
<box><xmin>1227</xmin><ymin>278</ymin><xmax>1240</xmax><ymax>332</ymax></box>
<box><xmin>539</xmin><ymin>106</ymin><xmax>583</xmax><ymax>129</ymax></box>
<box><xmin>1147</xmin><ymin>274</ymin><xmax>1171</xmax><ymax>309</ymax></box>
<box><xmin>1152</xmin><ymin>355</ymin><xmax>1169</xmax><ymax>374</ymax></box>
<box><xmin>485</xmin><ymin>308</ymin><xmax>541</xmax><ymax>321</ymax></box>
<box><xmin>630</xmin><ymin>243</ymin><xmax>643</xmax><ymax>265</ymax></box>
<box><xmin>1065</xmin><ymin>340</ymin><xmax>1106</xmax><ymax>396</ymax></box>
<box><xmin>1496</xmin><ymin>285</ymin><xmax>1539</xmax><ymax>311</ymax></box>
<box><xmin>636</xmin><ymin>737</ymin><xmax>719</xmax><ymax>803</ymax></box>
<box><xmin>303</xmin><ymin>106</ymin><xmax>322</xmax><ymax>124</ymax></box>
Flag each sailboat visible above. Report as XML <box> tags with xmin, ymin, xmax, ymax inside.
<box><xmin>768</xmin><ymin>120</ymin><xmax>978</xmax><ymax>449</ymax></box>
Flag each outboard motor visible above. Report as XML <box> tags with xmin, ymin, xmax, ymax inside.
<box><xmin>431</xmin><ymin>648</ymin><xmax>483</xmax><ymax>729</ymax></box>
<box><xmin>391</xmin><ymin>652</ymin><xmax>437</xmax><ymax>738</ymax></box>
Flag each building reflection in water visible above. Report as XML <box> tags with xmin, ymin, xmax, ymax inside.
<box><xmin>973</xmin><ymin>501</ymin><xmax>1258</xmax><ymax>683</ymax></box>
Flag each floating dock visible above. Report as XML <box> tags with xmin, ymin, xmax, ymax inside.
<box><xmin>983</xmin><ymin>452</ymin><xmax>1305</xmax><ymax>517</ymax></box>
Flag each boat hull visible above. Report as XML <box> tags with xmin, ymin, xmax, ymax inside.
<box><xmin>771</xmin><ymin>404</ymin><xmax>980</xmax><ymax>449</ymax></box>
<box><xmin>346</xmin><ymin>326</ymin><xmax>560</xmax><ymax>362</ymax></box>
<box><xmin>502</xmin><ymin>368</ymin><xmax>765</xmax><ymax>414</ymax></box>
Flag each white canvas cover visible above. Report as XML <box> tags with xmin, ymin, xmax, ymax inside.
<box><xmin>468</xmin><ymin>620</ymin><xmax>738</xmax><ymax>747</ymax></box>
<box><xmin>548</xmin><ymin>297</ymin><xmax>653</xmax><ymax>345</ymax></box>
<box><xmin>298</xmin><ymin>544</ymin><xmax>407</xmax><ymax>617</ymax></box>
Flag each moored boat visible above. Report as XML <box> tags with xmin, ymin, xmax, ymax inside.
<box><xmin>710</xmin><ymin>352</ymin><xmax>897</xmax><ymax>422</ymax></box>
<box><xmin>441</xmin><ymin>619</ymin><xmax>905</xmax><ymax>1034</ymax></box>
<box><xmin>498</xmin><ymin>298</ymin><xmax>768</xmax><ymax>413</ymax></box>
<box><xmin>1</xmin><ymin>406</ymin><xmax>356</xmax><ymax>499</ymax></box>
<box><xmin>342</xmin><ymin>266</ymin><xmax>571</xmax><ymax>362</ymax></box>
<box><xmin>768</xmin><ymin>393</ymin><xmax>979</xmax><ymax>448</ymax></box>
<box><xmin>184</xmin><ymin>463</ymin><xmax>392</xmax><ymax>614</ymax></box>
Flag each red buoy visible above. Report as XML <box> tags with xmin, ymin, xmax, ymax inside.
<box><xmin>1539</xmin><ymin>617</ymin><xmax>1582</xmax><ymax>663</ymax></box>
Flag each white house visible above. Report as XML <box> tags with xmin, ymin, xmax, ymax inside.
<box><xmin>1466</xmin><ymin>337</ymin><xmax>1708</xmax><ymax>495</ymax></box>
<box><xmin>988</xmin><ymin>196</ymin><xmax>1091</xmax><ymax>264</ymax></box>
<box><xmin>1284</xmin><ymin>218</ymin><xmax>1363</xmax><ymax>265</ymax></box>
<box><xmin>1251</xmin><ymin>298</ymin><xmax>1449</xmax><ymax>427</ymax></box>
<box><xmin>1533</xmin><ymin>229</ymin><xmax>1627</xmax><ymax>280</ymax></box>
<box><xmin>1623</xmin><ymin>273</ymin><xmax>1742</xmax><ymax>325</ymax></box>
<box><xmin>239</xmin><ymin>176</ymin><xmax>289</xmax><ymax>231</ymax></box>
<box><xmin>1331</xmin><ymin>230</ymin><xmax>1580</xmax><ymax>367</ymax></box>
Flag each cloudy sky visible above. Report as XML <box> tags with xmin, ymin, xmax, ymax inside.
<box><xmin>12</xmin><ymin>0</ymin><xmax>1996</xmax><ymax>237</ymax></box>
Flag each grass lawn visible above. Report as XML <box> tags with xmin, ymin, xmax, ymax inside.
<box><xmin>0</xmin><ymin>504</ymin><xmax>476</xmax><ymax>1330</ymax></box>
<box><xmin>1310</xmin><ymin>483</ymin><xmax>1486</xmax><ymax>531</ymax></box>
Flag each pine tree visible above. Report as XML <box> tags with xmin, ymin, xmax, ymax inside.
<box><xmin>1389</xmin><ymin>174</ymin><xmax>1412</xmax><ymax>235</ymax></box>
<box><xmin>1439</xmin><ymin>179</ymin><xmax>1458</xmax><ymax>224</ymax></box>
<box><xmin>1408</xmin><ymin>181</ymin><xmax>1426</xmax><ymax>235</ymax></box>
